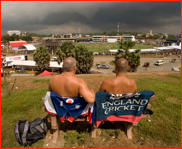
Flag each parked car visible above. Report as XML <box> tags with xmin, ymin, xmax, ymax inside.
<box><xmin>155</xmin><ymin>60</ymin><xmax>164</xmax><ymax>66</ymax></box>
<box><xmin>51</xmin><ymin>57</ymin><xmax>58</xmax><ymax>61</ymax></box>
<box><xmin>97</xmin><ymin>64</ymin><xmax>109</xmax><ymax>69</ymax></box>
<box><xmin>169</xmin><ymin>59</ymin><xmax>176</xmax><ymax>63</ymax></box>
<box><xmin>96</xmin><ymin>62</ymin><xmax>100</xmax><ymax>66</ymax></box>
<box><xmin>143</xmin><ymin>62</ymin><xmax>150</xmax><ymax>67</ymax></box>
<box><xmin>171</xmin><ymin>67</ymin><xmax>180</xmax><ymax>71</ymax></box>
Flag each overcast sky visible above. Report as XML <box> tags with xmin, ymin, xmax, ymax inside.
<box><xmin>1</xmin><ymin>1</ymin><xmax>181</xmax><ymax>35</ymax></box>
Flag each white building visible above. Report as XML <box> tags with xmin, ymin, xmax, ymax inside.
<box><xmin>92</xmin><ymin>35</ymin><xmax>135</xmax><ymax>42</ymax></box>
<box><xmin>7</xmin><ymin>30</ymin><xmax>21</xmax><ymax>36</ymax></box>
<box><xmin>92</xmin><ymin>36</ymin><xmax>103</xmax><ymax>42</ymax></box>
<box><xmin>122</xmin><ymin>35</ymin><xmax>135</xmax><ymax>42</ymax></box>
<box><xmin>104</xmin><ymin>36</ymin><xmax>122</xmax><ymax>43</ymax></box>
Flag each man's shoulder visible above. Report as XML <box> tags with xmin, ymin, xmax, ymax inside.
<box><xmin>49</xmin><ymin>74</ymin><xmax>62</xmax><ymax>82</ymax></box>
<box><xmin>76</xmin><ymin>77</ymin><xmax>86</xmax><ymax>84</ymax></box>
<box><xmin>102</xmin><ymin>78</ymin><xmax>113</xmax><ymax>84</ymax></box>
<box><xmin>128</xmin><ymin>78</ymin><xmax>136</xmax><ymax>84</ymax></box>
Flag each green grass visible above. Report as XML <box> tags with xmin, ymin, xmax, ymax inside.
<box><xmin>1</xmin><ymin>81</ymin><xmax>10</xmax><ymax>89</ymax></box>
<box><xmin>109</xmin><ymin>61</ymin><xmax>115</xmax><ymax>66</ymax></box>
<box><xmin>1</xmin><ymin>88</ymin><xmax>48</xmax><ymax>148</ymax></box>
<box><xmin>166</xmin><ymin>75</ymin><xmax>181</xmax><ymax>80</ymax></box>
<box><xmin>75</xmin><ymin>43</ymin><xmax>154</xmax><ymax>53</ymax></box>
<box><xmin>1</xmin><ymin>73</ymin><xmax>181</xmax><ymax>148</ymax></box>
<box><xmin>136</xmin><ymin>76</ymin><xmax>181</xmax><ymax>145</ymax></box>
<box><xmin>32</xmin><ymin>79</ymin><xmax>50</xmax><ymax>84</ymax></box>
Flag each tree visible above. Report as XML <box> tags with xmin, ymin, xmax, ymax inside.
<box><xmin>74</xmin><ymin>45</ymin><xmax>94</xmax><ymax>74</ymax></box>
<box><xmin>142</xmin><ymin>34</ymin><xmax>146</xmax><ymax>37</ymax></box>
<box><xmin>56</xmin><ymin>41</ymin><xmax>93</xmax><ymax>74</ymax></box>
<box><xmin>115</xmin><ymin>40</ymin><xmax>140</xmax><ymax>72</ymax></box>
<box><xmin>33</xmin><ymin>46</ymin><xmax>50</xmax><ymax>72</ymax></box>
<box><xmin>153</xmin><ymin>34</ymin><xmax>160</xmax><ymax>39</ymax></box>
<box><xmin>56</xmin><ymin>41</ymin><xmax>76</xmax><ymax>64</ymax></box>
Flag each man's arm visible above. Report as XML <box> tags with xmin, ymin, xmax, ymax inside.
<box><xmin>132</xmin><ymin>80</ymin><xmax>137</xmax><ymax>93</ymax></box>
<box><xmin>48</xmin><ymin>80</ymin><xmax>53</xmax><ymax>92</ymax></box>
<box><xmin>78</xmin><ymin>79</ymin><xmax>95</xmax><ymax>103</ymax></box>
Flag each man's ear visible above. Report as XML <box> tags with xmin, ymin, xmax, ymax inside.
<box><xmin>74</xmin><ymin>66</ymin><xmax>77</xmax><ymax>72</ymax></box>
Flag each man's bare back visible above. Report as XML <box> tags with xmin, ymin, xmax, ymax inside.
<box><xmin>49</xmin><ymin>75</ymin><xmax>81</xmax><ymax>97</ymax></box>
<box><xmin>49</xmin><ymin>74</ymin><xmax>95</xmax><ymax>103</ymax></box>
<box><xmin>99</xmin><ymin>58</ymin><xmax>137</xmax><ymax>94</ymax></box>
<box><xmin>99</xmin><ymin>75</ymin><xmax>137</xmax><ymax>94</ymax></box>
<box><xmin>49</xmin><ymin>57</ymin><xmax>95</xmax><ymax>103</ymax></box>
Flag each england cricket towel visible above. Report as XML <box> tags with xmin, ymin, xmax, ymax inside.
<box><xmin>95</xmin><ymin>91</ymin><xmax>155</xmax><ymax>127</ymax></box>
<box><xmin>44</xmin><ymin>92</ymin><xmax>95</xmax><ymax>124</ymax></box>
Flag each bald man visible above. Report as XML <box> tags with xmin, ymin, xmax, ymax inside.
<box><xmin>99</xmin><ymin>58</ymin><xmax>137</xmax><ymax>94</ymax></box>
<box><xmin>48</xmin><ymin>57</ymin><xmax>95</xmax><ymax>143</ymax></box>
<box><xmin>49</xmin><ymin>57</ymin><xmax>95</xmax><ymax>103</ymax></box>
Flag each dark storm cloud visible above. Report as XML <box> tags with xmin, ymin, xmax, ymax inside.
<box><xmin>90</xmin><ymin>1</ymin><xmax>181</xmax><ymax>32</ymax></box>
<box><xmin>1</xmin><ymin>1</ymin><xmax>181</xmax><ymax>34</ymax></box>
<box><xmin>41</xmin><ymin>11</ymin><xmax>91</xmax><ymax>25</ymax></box>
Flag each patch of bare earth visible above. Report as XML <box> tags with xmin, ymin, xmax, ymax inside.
<box><xmin>43</xmin><ymin>125</ymin><xmax>172</xmax><ymax>148</ymax></box>
<box><xmin>1</xmin><ymin>71</ymin><xmax>180</xmax><ymax>96</ymax></box>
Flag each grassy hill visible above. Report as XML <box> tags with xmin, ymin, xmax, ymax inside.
<box><xmin>1</xmin><ymin>72</ymin><xmax>181</xmax><ymax>148</ymax></box>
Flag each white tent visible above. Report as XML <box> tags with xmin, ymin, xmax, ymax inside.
<box><xmin>10</xmin><ymin>60</ymin><xmax>63</xmax><ymax>68</ymax></box>
<box><xmin>109</xmin><ymin>49</ymin><xmax>120</xmax><ymax>53</ymax></box>
<box><xmin>109</xmin><ymin>49</ymin><xmax>158</xmax><ymax>53</ymax></box>
<box><xmin>109</xmin><ymin>49</ymin><xmax>137</xmax><ymax>53</ymax></box>
<box><xmin>156</xmin><ymin>47</ymin><xmax>172</xmax><ymax>50</ymax></box>
<box><xmin>129</xmin><ymin>49</ymin><xmax>136</xmax><ymax>52</ymax></box>
<box><xmin>140</xmin><ymin>49</ymin><xmax>158</xmax><ymax>52</ymax></box>
<box><xmin>167</xmin><ymin>46</ymin><xmax>181</xmax><ymax>50</ymax></box>
<box><xmin>22</xmin><ymin>44</ymin><xmax>36</xmax><ymax>51</ymax></box>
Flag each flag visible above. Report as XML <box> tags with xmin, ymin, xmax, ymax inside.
<box><xmin>95</xmin><ymin>91</ymin><xmax>155</xmax><ymax>127</ymax></box>
<box><xmin>44</xmin><ymin>92</ymin><xmax>96</xmax><ymax>124</ymax></box>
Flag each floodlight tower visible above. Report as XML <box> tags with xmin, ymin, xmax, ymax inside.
<box><xmin>117</xmin><ymin>22</ymin><xmax>119</xmax><ymax>35</ymax></box>
<box><xmin>78</xmin><ymin>27</ymin><xmax>81</xmax><ymax>37</ymax></box>
<box><xmin>79</xmin><ymin>27</ymin><xmax>81</xmax><ymax>34</ymax></box>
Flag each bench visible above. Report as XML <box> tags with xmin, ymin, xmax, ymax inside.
<box><xmin>43</xmin><ymin>91</ymin><xmax>155</xmax><ymax>142</ymax></box>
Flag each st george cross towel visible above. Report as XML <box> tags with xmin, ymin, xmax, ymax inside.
<box><xmin>95</xmin><ymin>90</ymin><xmax>155</xmax><ymax>127</ymax></box>
<box><xmin>44</xmin><ymin>92</ymin><xmax>95</xmax><ymax>124</ymax></box>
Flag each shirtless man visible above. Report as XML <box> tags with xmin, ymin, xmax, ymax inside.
<box><xmin>48</xmin><ymin>57</ymin><xmax>95</xmax><ymax>143</ymax></box>
<box><xmin>99</xmin><ymin>58</ymin><xmax>137</xmax><ymax>94</ymax></box>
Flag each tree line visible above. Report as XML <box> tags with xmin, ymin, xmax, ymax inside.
<box><xmin>33</xmin><ymin>41</ymin><xmax>140</xmax><ymax>74</ymax></box>
<box><xmin>1</xmin><ymin>34</ymin><xmax>33</xmax><ymax>45</ymax></box>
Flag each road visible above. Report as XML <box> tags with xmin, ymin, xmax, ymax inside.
<box><xmin>91</xmin><ymin>57</ymin><xmax>181</xmax><ymax>73</ymax></box>
<box><xmin>8</xmin><ymin>54</ymin><xmax>180</xmax><ymax>74</ymax></box>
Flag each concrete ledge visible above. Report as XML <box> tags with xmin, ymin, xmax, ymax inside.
<box><xmin>11</xmin><ymin>74</ymin><xmax>35</xmax><ymax>77</ymax></box>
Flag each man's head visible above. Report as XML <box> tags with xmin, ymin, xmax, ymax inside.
<box><xmin>62</xmin><ymin>57</ymin><xmax>76</xmax><ymax>72</ymax></box>
<box><xmin>115</xmin><ymin>58</ymin><xmax>129</xmax><ymax>73</ymax></box>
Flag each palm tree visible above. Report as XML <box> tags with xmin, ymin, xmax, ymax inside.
<box><xmin>56</xmin><ymin>41</ymin><xmax>93</xmax><ymax>74</ymax></box>
<box><xmin>33</xmin><ymin>46</ymin><xmax>50</xmax><ymax>72</ymax></box>
<box><xmin>56</xmin><ymin>41</ymin><xmax>75</xmax><ymax>65</ymax></box>
<box><xmin>75</xmin><ymin>45</ymin><xmax>94</xmax><ymax>74</ymax></box>
<box><xmin>115</xmin><ymin>40</ymin><xmax>140</xmax><ymax>72</ymax></box>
